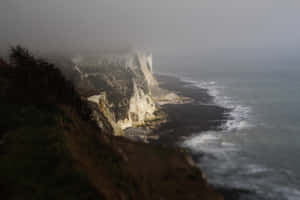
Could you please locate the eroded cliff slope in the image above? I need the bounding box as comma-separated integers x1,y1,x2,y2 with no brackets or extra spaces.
69,52,159,133
0,47,223,200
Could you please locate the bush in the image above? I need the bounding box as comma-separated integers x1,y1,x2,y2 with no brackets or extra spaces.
0,46,92,121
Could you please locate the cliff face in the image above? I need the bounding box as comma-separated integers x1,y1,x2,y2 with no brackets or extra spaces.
0,47,224,200
71,52,158,133
124,52,158,88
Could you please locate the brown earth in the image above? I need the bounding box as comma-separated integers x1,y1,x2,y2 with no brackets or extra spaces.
63,107,224,200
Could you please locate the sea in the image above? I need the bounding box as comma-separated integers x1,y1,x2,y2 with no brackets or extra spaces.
158,65,300,200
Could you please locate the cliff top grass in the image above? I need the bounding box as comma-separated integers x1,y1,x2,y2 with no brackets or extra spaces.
0,47,101,199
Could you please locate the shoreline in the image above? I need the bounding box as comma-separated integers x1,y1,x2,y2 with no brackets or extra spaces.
123,74,229,144
153,74,229,146
151,74,253,200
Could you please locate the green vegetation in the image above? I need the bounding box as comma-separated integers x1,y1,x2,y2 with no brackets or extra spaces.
0,47,101,199
0,46,92,121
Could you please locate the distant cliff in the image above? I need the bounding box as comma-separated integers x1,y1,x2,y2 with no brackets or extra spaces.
68,52,159,134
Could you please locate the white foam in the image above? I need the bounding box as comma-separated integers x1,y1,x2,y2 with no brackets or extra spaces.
180,76,253,132
273,186,300,200
221,142,236,147
244,164,270,174
182,133,219,153
182,131,239,156
177,75,300,200
190,133,219,144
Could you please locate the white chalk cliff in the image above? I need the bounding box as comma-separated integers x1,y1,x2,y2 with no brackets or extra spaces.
71,51,159,134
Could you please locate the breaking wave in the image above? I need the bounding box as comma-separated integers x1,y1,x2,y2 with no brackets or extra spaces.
180,77,253,132
178,76,300,200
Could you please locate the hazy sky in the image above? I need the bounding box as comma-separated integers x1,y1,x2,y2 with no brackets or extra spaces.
1,0,300,66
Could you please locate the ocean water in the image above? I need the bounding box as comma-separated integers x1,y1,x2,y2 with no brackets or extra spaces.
159,66,300,200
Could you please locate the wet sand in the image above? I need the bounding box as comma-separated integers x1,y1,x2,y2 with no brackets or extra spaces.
153,74,230,146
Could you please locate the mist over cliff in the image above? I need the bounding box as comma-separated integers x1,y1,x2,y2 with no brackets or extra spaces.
2,0,300,67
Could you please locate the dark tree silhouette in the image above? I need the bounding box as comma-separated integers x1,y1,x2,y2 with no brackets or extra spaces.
0,46,92,120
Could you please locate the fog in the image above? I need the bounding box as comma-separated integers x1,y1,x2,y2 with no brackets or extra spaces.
1,0,300,68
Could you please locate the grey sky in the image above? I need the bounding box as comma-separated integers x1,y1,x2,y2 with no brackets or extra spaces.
1,0,300,66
